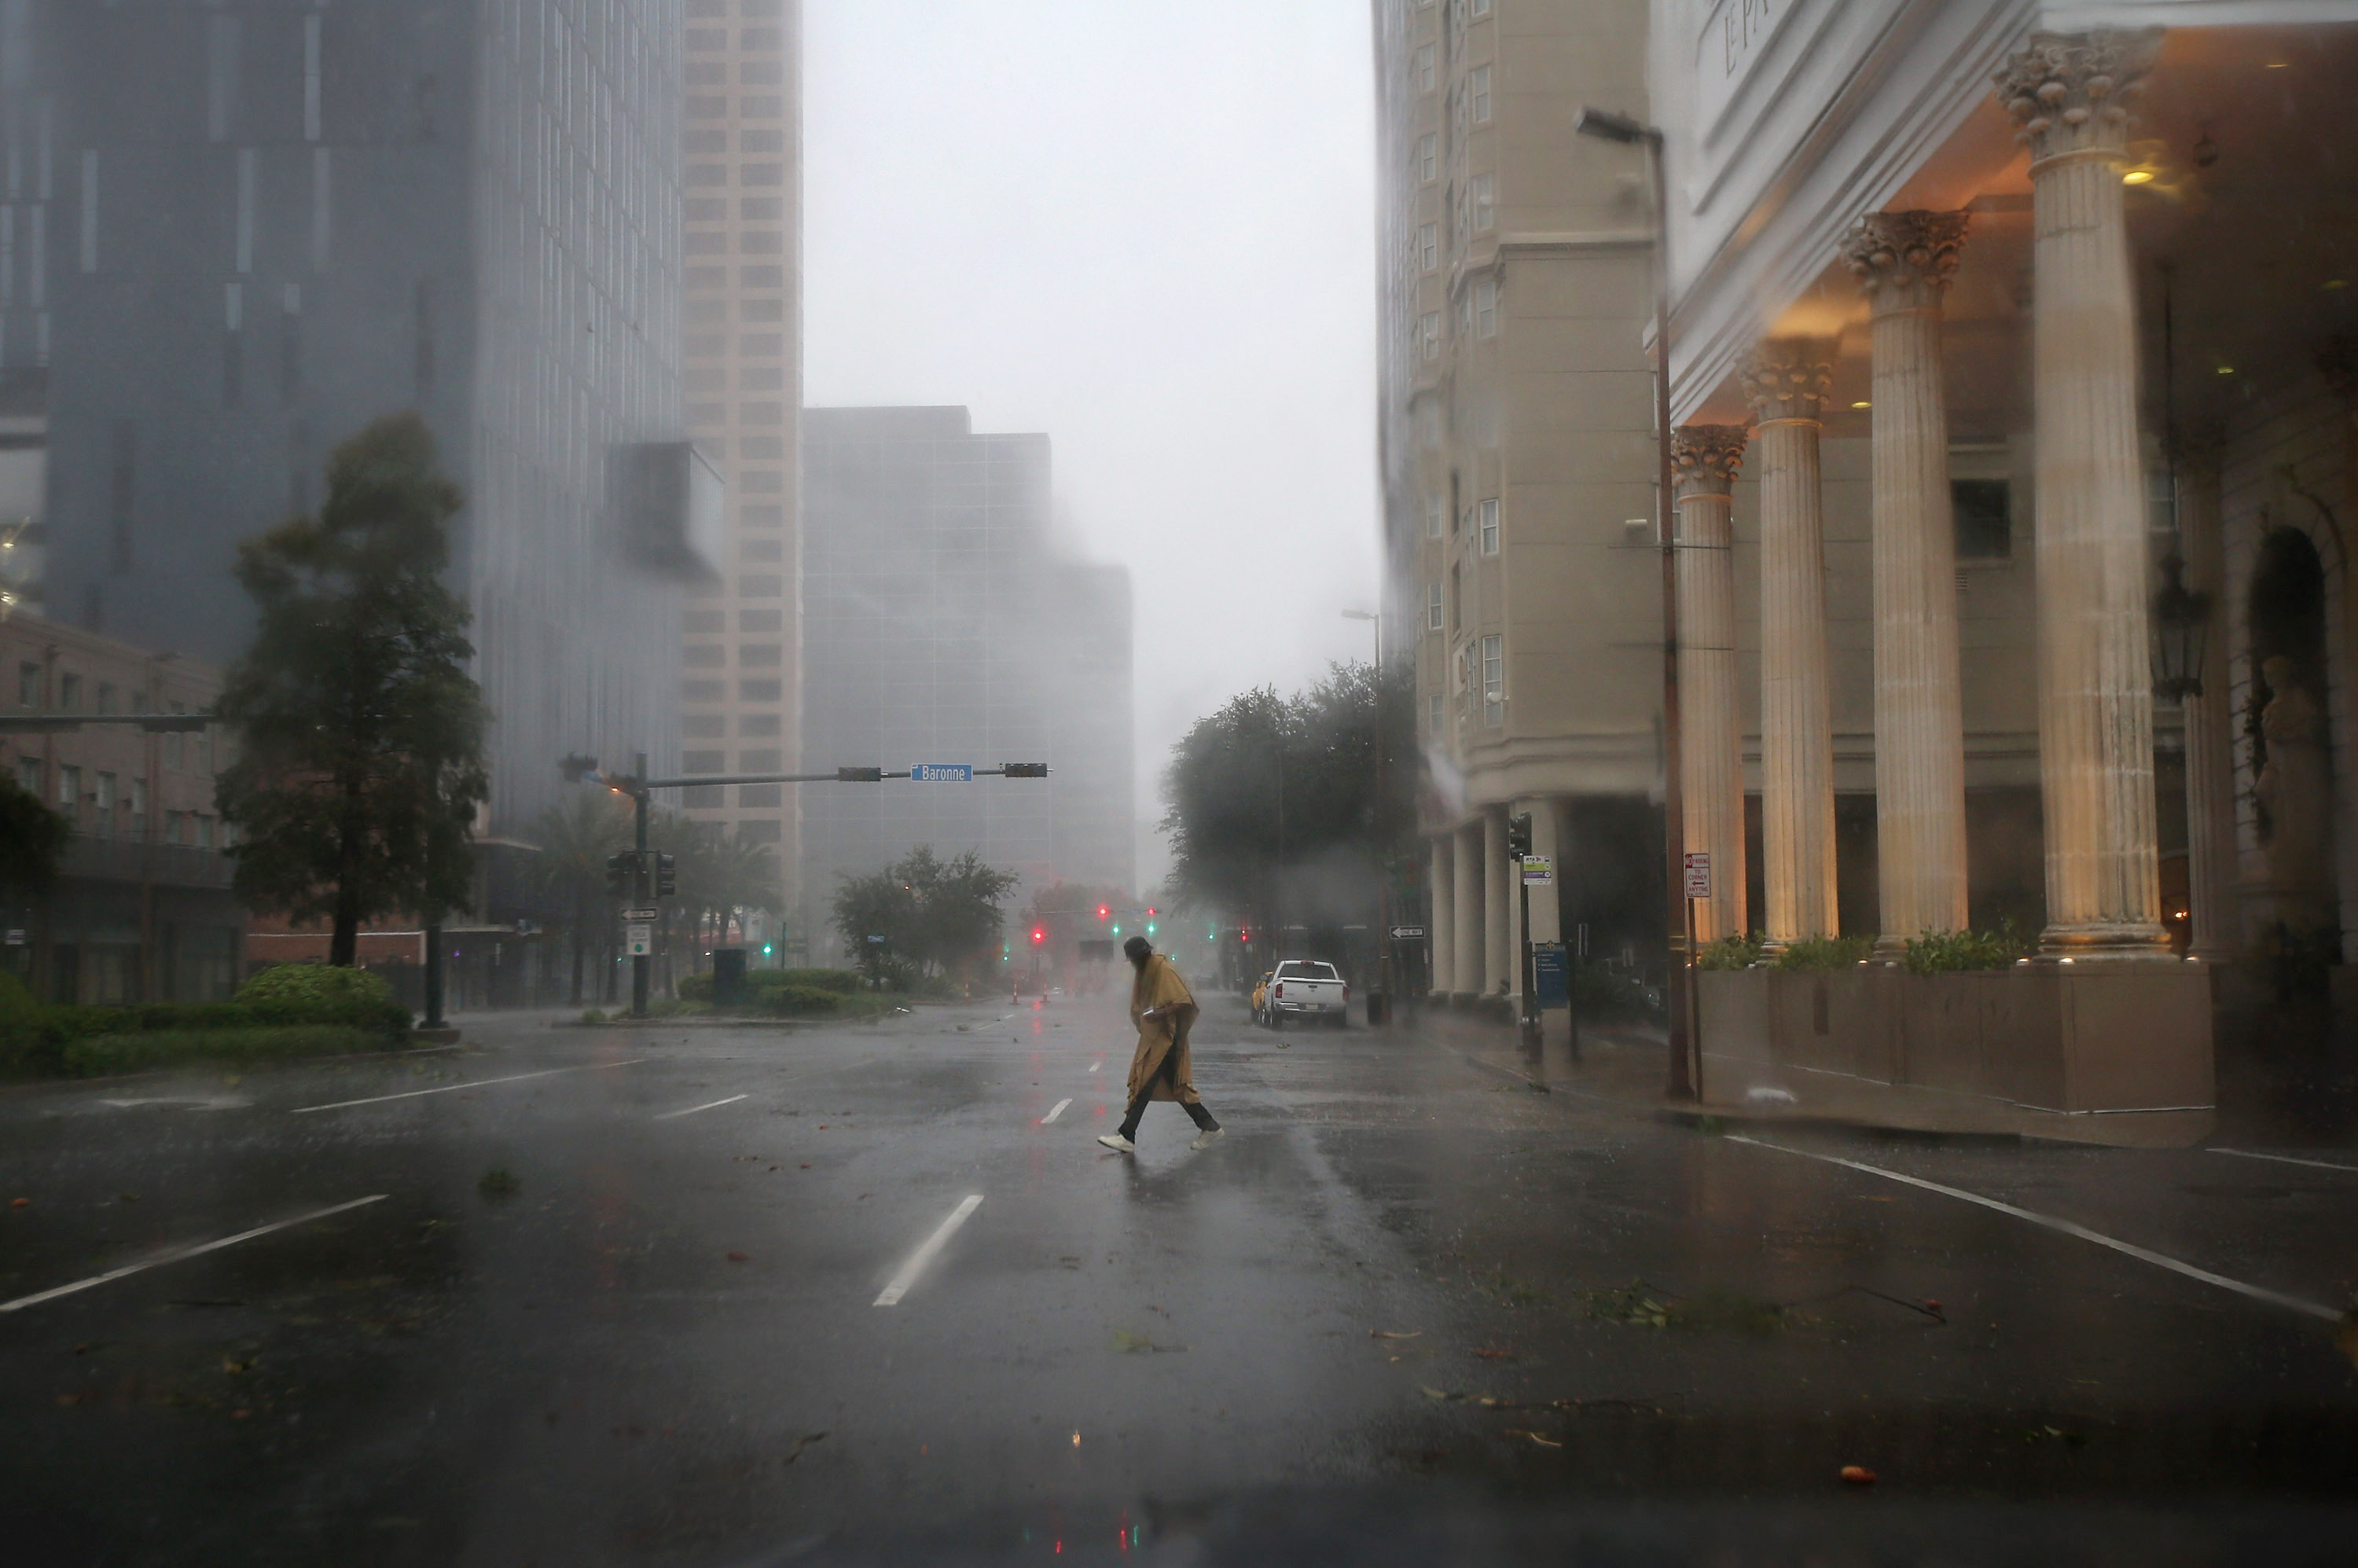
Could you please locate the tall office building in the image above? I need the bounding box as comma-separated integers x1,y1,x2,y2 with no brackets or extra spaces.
800,406,1133,964
24,0,699,835
678,1,799,914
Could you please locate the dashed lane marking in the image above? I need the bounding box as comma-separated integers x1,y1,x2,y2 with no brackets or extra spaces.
1725,1134,2339,1323
1040,1097,1072,1125
1088,1060,1103,1073
291,1059,646,1114
873,1195,984,1307
0,1195,388,1313
657,1093,749,1120
2211,1146,2358,1176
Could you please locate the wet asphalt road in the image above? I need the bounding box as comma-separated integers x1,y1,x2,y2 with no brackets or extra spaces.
2,993,2356,1566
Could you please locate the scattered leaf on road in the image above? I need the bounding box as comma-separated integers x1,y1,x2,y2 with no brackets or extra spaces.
1371,1330,1422,1340
726,1251,750,1263
1840,1465,1876,1485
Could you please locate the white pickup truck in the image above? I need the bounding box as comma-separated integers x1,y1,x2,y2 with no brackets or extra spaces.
1262,960,1350,1027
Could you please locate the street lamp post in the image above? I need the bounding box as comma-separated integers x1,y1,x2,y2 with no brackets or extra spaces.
1342,607,1390,1023
1575,105,1695,1100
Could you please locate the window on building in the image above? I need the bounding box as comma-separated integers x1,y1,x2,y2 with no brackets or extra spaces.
95,682,116,715
1416,222,1437,272
58,674,81,711
1475,277,1497,337
1469,0,1491,14
94,772,114,824
16,662,37,707
15,755,38,795
166,810,185,843
1416,133,1437,183
682,750,725,774
130,777,146,826
1471,172,1493,232
1471,65,1492,123
1424,494,1445,538
1428,692,1444,735
1427,582,1444,631
1414,45,1434,91
1420,312,1440,360
1479,498,1500,555
1482,633,1504,722
1450,561,1464,630
58,763,80,811
1953,479,2011,560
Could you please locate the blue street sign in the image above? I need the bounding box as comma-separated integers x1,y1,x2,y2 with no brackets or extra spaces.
1533,943,1570,1010
910,763,973,782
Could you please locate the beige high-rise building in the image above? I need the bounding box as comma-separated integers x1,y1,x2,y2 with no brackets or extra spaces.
1376,0,1662,1001
680,2,801,935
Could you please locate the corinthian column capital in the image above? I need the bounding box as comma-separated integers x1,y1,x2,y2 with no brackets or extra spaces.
1740,340,1835,424
1671,424,1747,501
1993,29,2162,164
1841,211,1969,312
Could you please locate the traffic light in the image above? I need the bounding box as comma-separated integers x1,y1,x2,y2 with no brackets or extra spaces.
1031,927,1046,945
1096,904,1109,920
1001,762,1050,778
1145,920,1156,935
1508,811,1533,858
656,853,678,898
604,852,632,897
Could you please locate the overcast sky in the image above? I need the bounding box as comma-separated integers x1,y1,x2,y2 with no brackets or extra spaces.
803,0,1380,891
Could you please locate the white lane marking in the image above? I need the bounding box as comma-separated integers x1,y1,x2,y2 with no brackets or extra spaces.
291,1059,645,1114
2212,1146,2358,1176
1039,1097,1072,1125
656,1093,749,1120
1087,1061,1103,1073
0,1195,388,1314
872,1194,984,1307
1724,1134,2340,1323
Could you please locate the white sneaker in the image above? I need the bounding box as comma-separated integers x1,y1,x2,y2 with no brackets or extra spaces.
1096,1133,1137,1154
1190,1127,1225,1151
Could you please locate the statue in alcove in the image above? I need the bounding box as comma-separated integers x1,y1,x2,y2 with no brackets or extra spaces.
2254,655,2332,893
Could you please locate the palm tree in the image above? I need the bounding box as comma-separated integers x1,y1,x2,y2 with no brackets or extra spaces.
533,791,634,1003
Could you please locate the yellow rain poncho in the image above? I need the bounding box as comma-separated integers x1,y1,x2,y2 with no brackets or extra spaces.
1125,953,1201,1106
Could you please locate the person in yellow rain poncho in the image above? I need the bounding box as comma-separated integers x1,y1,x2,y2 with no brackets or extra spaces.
1096,935,1223,1155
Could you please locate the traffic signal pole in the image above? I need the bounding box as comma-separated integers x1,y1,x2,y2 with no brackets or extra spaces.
575,758,1052,1019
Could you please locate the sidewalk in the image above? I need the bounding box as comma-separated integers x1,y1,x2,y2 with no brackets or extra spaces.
1394,1003,2217,1148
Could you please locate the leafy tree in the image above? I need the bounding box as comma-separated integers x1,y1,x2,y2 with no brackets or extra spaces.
0,769,70,895
660,810,781,950
831,845,1017,982
1160,659,1415,925
215,413,489,966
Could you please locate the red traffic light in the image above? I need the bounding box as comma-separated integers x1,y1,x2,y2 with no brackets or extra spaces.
1031,927,1046,944
1146,907,1157,916
1096,905,1109,920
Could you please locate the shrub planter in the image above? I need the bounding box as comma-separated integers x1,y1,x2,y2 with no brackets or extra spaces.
1695,968,1772,1065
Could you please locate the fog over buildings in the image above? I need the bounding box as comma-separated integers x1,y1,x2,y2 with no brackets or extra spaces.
802,0,1382,887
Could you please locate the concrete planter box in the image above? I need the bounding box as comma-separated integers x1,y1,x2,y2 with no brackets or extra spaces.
1695,961,2213,1126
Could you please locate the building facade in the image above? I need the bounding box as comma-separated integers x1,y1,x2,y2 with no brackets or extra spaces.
678,0,800,928
21,0,698,839
1,611,242,1003
1376,0,1666,1001
799,406,1134,965
1646,0,2357,978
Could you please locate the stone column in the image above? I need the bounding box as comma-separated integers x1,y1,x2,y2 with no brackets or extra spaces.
1996,31,2171,957
2176,443,2238,960
1484,808,1511,998
1673,425,1750,944
1429,833,1458,993
1453,821,1481,1001
1742,341,1840,946
1842,209,1971,951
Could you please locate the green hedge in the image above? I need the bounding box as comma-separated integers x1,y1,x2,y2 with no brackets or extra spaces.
62,1026,381,1076
678,968,865,1007
0,963,411,1078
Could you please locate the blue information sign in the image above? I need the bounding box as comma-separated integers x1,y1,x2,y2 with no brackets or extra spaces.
909,763,974,782
1533,943,1570,1010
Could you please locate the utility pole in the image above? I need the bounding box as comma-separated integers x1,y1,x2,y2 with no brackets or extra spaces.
1510,811,1540,1048
1577,105,1694,1100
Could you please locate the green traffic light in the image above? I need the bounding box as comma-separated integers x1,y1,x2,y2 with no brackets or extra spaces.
1111,924,1121,935
1145,923,1156,935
